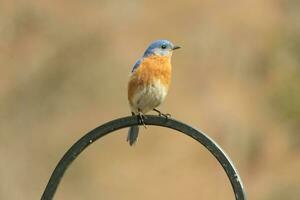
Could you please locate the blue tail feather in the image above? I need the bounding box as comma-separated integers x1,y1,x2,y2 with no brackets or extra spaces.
127,126,139,146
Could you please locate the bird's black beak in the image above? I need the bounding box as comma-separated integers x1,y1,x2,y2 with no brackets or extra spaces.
172,45,181,50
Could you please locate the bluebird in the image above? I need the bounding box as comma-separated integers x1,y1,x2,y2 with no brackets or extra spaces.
127,39,180,145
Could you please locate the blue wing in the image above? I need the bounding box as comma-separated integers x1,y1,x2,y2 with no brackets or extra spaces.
131,59,142,73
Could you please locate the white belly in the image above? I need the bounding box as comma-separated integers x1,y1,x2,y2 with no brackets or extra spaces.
130,80,168,114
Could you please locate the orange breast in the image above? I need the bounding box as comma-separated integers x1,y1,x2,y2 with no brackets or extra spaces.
128,55,172,104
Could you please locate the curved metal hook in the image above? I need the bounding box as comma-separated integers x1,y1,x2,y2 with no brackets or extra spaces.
41,115,246,200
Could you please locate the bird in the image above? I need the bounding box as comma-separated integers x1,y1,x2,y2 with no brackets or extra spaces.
127,39,180,145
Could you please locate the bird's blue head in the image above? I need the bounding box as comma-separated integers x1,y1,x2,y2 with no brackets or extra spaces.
143,39,180,57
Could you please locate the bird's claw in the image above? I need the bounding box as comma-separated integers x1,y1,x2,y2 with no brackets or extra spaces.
153,108,171,119
137,112,147,128
161,113,171,119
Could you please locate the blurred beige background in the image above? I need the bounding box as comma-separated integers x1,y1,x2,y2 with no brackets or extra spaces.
1,0,300,199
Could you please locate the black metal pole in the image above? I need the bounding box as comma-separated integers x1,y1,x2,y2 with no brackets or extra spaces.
41,115,246,200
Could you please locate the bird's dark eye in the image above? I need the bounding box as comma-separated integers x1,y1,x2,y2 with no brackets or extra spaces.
161,44,167,49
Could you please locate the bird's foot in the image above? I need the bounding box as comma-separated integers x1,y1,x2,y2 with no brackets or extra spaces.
137,110,147,128
153,108,171,119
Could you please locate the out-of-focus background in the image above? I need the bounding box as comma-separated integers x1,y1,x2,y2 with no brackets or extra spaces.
1,0,300,199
